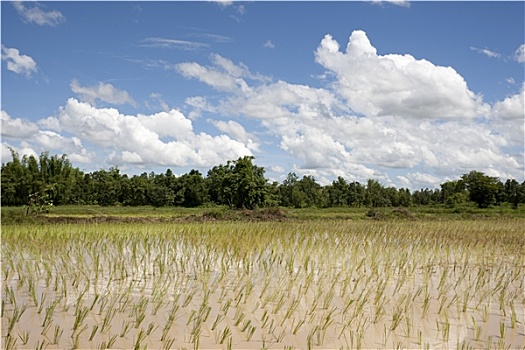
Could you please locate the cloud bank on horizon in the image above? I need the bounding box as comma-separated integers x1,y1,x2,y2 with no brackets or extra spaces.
2,1,524,190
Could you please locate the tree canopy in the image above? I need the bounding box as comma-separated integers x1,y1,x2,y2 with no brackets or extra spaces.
2,150,524,210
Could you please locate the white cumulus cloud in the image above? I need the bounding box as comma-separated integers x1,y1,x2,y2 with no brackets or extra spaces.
492,84,525,120
44,98,253,168
315,31,489,119
1,110,39,138
209,119,260,152
176,33,523,187
397,172,441,189
2,110,91,162
70,80,137,107
1,45,38,78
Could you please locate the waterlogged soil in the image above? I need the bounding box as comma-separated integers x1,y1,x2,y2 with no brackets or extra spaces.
41,208,290,224
2,220,524,350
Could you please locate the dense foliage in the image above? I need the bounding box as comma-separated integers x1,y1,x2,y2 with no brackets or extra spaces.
2,150,525,209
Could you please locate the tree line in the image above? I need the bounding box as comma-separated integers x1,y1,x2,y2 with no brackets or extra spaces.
2,150,525,210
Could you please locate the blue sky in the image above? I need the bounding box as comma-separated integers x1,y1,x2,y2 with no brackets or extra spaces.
2,1,524,189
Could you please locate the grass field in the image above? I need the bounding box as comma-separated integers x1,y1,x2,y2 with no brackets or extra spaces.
1,212,524,349
2,202,525,224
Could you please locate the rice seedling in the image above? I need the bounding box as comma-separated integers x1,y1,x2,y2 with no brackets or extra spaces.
499,321,506,339
217,326,232,344
35,339,48,350
51,324,64,345
89,325,99,341
72,305,90,331
133,329,147,350
161,337,176,350
18,330,30,345
71,324,88,349
6,303,27,337
390,305,404,331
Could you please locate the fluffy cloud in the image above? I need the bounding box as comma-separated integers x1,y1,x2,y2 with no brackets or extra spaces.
314,31,489,119
397,172,442,189
1,45,38,78
137,110,193,139
42,98,252,168
177,62,239,92
490,85,525,147
4,29,522,189
32,131,81,153
492,85,525,120
1,110,39,138
70,80,137,107
13,1,65,26
176,53,269,93
2,110,91,163
209,119,260,152
175,32,523,187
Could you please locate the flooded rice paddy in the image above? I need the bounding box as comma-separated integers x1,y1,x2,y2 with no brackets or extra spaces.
2,220,524,349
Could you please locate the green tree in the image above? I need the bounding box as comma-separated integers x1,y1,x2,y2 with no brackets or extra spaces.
207,156,268,209
207,163,237,207
412,188,438,206
365,179,389,207
397,188,412,207
91,167,122,206
265,181,282,207
348,181,365,207
293,175,322,208
1,148,26,205
1,150,84,206
440,179,466,205
232,156,268,209
179,170,208,207
327,176,349,207
504,179,525,209
461,171,501,208
279,172,299,207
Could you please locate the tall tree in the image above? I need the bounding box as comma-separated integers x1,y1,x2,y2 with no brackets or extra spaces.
348,181,365,207
207,156,268,209
461,171,501,208
365,179,389,207
279,172,299,207
179,170,207,207
91,167,122,206
231,156,268,209
207,163,236,207
504,179,525,209
294,175,322,208
328,176,349,207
